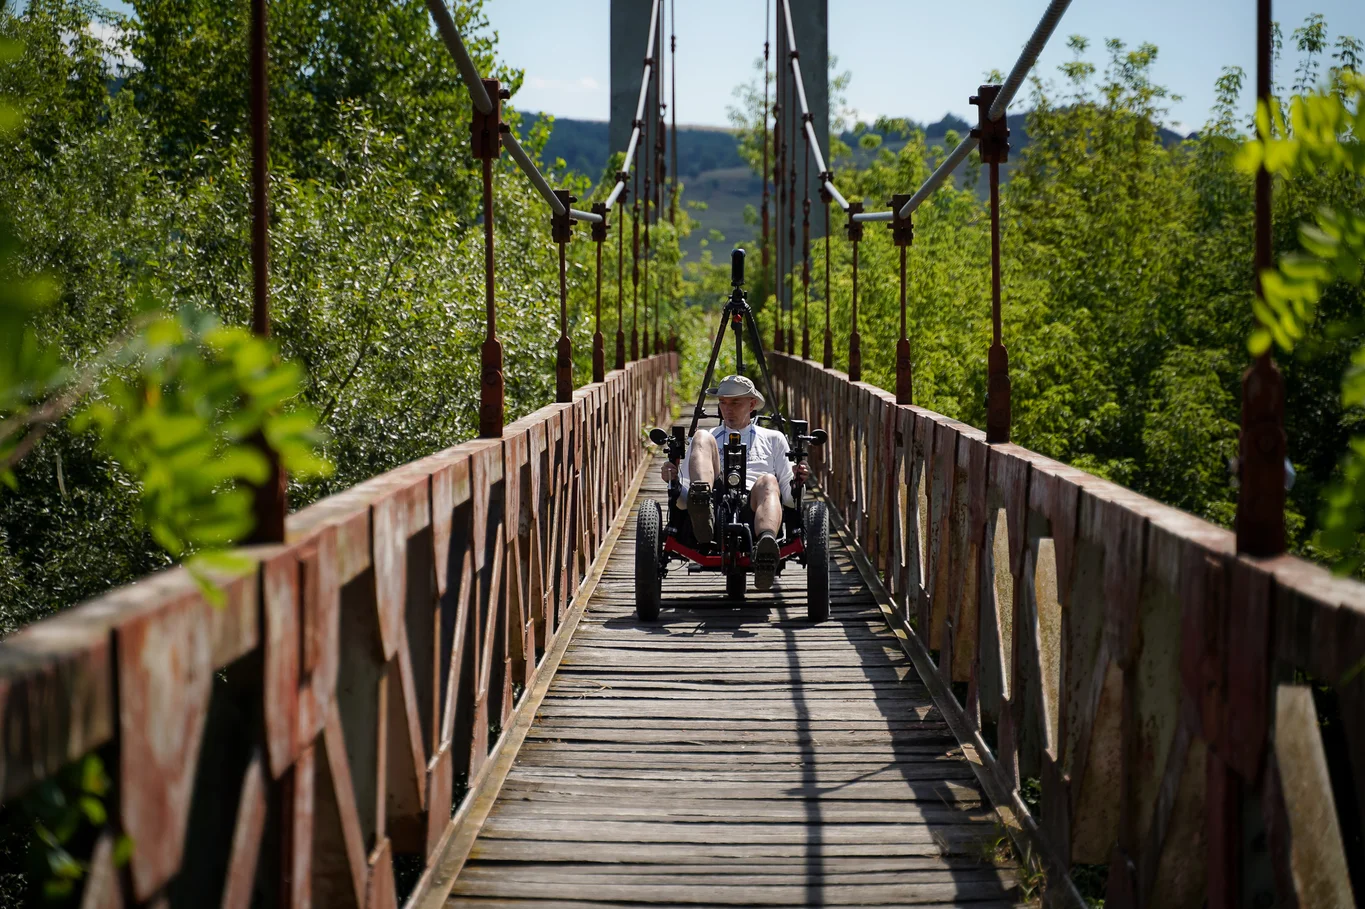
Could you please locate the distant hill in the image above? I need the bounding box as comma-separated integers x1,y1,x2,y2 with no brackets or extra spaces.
536,112,1190,259
540,116,745,185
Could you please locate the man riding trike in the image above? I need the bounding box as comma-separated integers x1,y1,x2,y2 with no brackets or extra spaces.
637,249,829,623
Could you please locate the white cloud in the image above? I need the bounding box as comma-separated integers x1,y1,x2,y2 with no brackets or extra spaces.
85,20,134,68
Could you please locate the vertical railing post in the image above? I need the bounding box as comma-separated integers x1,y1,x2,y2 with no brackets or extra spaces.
973,85,1011,443
474,79,506,437
552,190,577,403
248,0,285,542
655,95,665,356
773,6,786,355
890,193,913,405
820,171,834,369
631,166,641,360
592,202,608,383
669,0,678,224
786,54,798,357
643,59,654,360
801,118,812,360
762,7,770,307
615,175,628,370
847,201,864,382
1236,0,1286,555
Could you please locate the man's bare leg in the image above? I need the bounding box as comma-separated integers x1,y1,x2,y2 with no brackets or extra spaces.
750,474,783,591
749,474,782,537
685,431,721,545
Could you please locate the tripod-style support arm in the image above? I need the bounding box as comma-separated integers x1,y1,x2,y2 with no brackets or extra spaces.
688,249,789,440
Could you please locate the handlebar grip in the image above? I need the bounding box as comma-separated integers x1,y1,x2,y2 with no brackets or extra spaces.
731,248,745,286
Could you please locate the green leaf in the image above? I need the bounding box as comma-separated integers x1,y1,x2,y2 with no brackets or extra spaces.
78,795,106,827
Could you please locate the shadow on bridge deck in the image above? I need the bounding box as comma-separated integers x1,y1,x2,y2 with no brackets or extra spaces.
443,454,1022,907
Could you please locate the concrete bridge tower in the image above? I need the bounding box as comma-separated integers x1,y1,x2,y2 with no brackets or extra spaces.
609,0,829,240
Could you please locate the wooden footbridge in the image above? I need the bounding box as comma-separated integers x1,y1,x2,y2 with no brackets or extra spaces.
434,448,1018,908
1,0,1362,907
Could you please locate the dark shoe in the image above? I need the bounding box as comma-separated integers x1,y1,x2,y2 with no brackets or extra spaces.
753,531,779,591
688,483,714,546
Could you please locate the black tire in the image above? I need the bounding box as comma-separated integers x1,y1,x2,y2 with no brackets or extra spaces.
635,500,662,621
726,569,746,601
804,501,830,623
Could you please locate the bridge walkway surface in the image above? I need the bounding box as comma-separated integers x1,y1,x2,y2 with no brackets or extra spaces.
440,449,1022,907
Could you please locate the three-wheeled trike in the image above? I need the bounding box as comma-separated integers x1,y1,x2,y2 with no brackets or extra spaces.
636,248,830,623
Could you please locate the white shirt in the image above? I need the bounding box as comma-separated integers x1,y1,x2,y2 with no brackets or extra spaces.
679,423,796,508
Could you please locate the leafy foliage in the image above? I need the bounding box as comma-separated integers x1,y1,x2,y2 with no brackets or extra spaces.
721,19,1363,554
1239,73,1365,568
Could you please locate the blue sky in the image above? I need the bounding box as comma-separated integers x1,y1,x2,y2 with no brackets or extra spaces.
93,1,1365,132
480,0,1365,133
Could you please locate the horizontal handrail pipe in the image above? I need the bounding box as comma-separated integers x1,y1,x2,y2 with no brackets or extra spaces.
0,355,676,906
769,351,1364,907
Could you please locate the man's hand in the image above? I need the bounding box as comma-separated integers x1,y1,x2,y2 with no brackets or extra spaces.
661,462,678,482
795,460,810,483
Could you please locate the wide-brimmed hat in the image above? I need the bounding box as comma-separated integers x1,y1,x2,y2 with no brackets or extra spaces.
710,374,765,409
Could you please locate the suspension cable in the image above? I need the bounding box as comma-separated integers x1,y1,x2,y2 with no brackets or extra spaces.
592,202,608,383
552,191,575,403
616,184,626,370
847,202,863,381
632,183,640,360
643,73,652,357
773,1,785,353
821,178,832,369
849,0,1074,223
802,124,811,360
669,0,677,223
762,1,770,300
787,53,797,356
890,193,913,404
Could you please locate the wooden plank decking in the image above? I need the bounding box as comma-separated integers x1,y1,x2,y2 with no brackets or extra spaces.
444,455,1020,907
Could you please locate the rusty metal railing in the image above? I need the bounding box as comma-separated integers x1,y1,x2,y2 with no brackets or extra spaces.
771,351,1363,908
